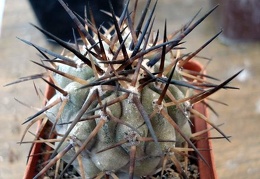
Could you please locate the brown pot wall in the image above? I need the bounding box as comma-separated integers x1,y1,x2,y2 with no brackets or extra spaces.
23,78,56,179
183,60,218,179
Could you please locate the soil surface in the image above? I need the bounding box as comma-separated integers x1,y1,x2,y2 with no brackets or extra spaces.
1,0,259,178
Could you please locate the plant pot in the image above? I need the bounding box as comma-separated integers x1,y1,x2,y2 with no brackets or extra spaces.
23,60,217,179
183,60,218,179
23,77,56,179
210,0,260,44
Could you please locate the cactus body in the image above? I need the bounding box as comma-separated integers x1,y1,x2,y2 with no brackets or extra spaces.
7,0,242,178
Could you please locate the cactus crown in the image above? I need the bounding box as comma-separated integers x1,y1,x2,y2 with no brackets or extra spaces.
6,0,242,178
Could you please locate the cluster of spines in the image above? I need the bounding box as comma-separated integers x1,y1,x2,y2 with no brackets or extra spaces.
4,0,243,178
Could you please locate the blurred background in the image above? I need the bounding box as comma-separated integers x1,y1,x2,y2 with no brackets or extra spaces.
0,0,259,178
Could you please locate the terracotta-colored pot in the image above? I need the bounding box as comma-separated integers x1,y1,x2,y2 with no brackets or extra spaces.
23,60,217,179
23,78,56,179
183,60,218,179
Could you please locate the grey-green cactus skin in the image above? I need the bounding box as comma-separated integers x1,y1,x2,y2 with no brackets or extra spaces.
45,60,192,177
9,1,243,178
48,71,183,176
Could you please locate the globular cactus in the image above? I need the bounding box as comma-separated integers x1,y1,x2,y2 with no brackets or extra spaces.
6,0,242,178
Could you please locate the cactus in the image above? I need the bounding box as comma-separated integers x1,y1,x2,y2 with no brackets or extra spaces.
6,0,242,178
